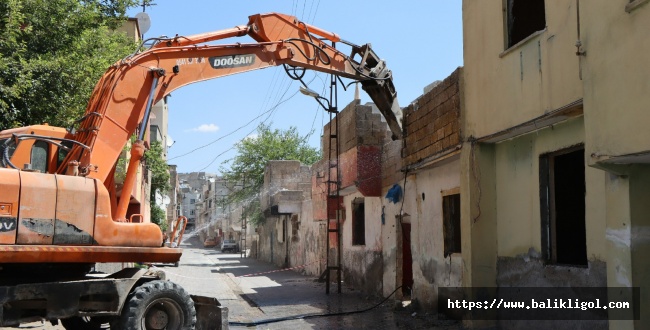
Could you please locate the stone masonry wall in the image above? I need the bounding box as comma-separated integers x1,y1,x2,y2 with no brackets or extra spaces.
321,100,389,156
381,139,403,187
403,68,462,167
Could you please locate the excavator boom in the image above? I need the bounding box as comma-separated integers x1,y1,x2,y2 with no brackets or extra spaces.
0,12,401,264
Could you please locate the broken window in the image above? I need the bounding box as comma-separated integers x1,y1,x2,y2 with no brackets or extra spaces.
442,192,461,257
506,0,546,48
539,147,587,266
352,198,365,246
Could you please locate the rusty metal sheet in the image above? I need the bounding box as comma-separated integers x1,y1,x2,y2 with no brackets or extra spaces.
54,175,96,245
0,169,20,244
17,171,56,245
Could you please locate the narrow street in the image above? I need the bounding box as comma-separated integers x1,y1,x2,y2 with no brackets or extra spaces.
160,236,462,329
5,235,462,330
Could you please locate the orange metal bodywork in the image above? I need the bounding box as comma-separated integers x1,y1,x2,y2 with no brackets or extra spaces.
0,245,181,263
0,12,400,264
0,168,172,263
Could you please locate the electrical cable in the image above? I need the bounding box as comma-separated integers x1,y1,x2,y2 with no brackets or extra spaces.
398,168,409,220
2,138,17,169
228,285,403,326
169,89,294,161
311,0,321,24
194,89,300,171
306,0,316,23
173,70,316,165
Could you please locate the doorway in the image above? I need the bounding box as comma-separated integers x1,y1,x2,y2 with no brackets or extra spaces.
400,222,413,296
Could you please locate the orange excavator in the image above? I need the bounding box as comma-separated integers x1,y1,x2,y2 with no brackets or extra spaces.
0,13,401,329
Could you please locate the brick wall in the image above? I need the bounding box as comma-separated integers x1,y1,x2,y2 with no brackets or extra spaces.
403,68,462,167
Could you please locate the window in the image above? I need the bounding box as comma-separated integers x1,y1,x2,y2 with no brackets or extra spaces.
539,147,587,266
352,198,365,246
190,199,196,204
150,125,161,142
442,191,461,257
506,0,546,48
30,141,49,173
190,209,195,216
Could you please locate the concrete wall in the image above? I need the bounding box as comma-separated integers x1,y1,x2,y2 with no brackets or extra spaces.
581,0,650,160
290,200,326,276
261,161,311,212
462,0,582,139
258,160,320,272
494,118,606,261
341,193,383,295
463,2,649,328
401,159,462,309
579,4,650,326
491,118,608,329
257,214,288,267
381,139,403,299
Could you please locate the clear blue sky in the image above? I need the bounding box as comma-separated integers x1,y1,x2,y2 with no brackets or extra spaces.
127,1,463,175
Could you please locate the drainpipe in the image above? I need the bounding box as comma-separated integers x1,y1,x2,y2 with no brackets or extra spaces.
575,0,587,79
284,216,289,268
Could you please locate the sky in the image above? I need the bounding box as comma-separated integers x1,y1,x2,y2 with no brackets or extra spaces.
127,1,463,175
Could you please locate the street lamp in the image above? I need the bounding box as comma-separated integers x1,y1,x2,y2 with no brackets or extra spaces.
299,86,336,113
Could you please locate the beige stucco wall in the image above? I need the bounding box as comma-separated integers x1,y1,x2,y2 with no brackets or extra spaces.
341,193,383,253
341,193,383,295
494,117,606,261
402,158,463,309
462,0,582,138
581,0,650,160
382,187,400,298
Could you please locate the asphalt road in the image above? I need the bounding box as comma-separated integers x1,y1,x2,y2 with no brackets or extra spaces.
2,236,462,329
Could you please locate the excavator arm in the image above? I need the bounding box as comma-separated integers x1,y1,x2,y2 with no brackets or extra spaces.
69,13,401,185
0,13,401,261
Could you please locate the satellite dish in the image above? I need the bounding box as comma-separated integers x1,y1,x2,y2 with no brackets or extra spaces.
135,12,151,35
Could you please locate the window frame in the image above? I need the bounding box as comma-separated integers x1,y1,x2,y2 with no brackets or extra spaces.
539,145,587,267
441,188,461,258
503,0,547,50
30,140,49,173
351,197,366,246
